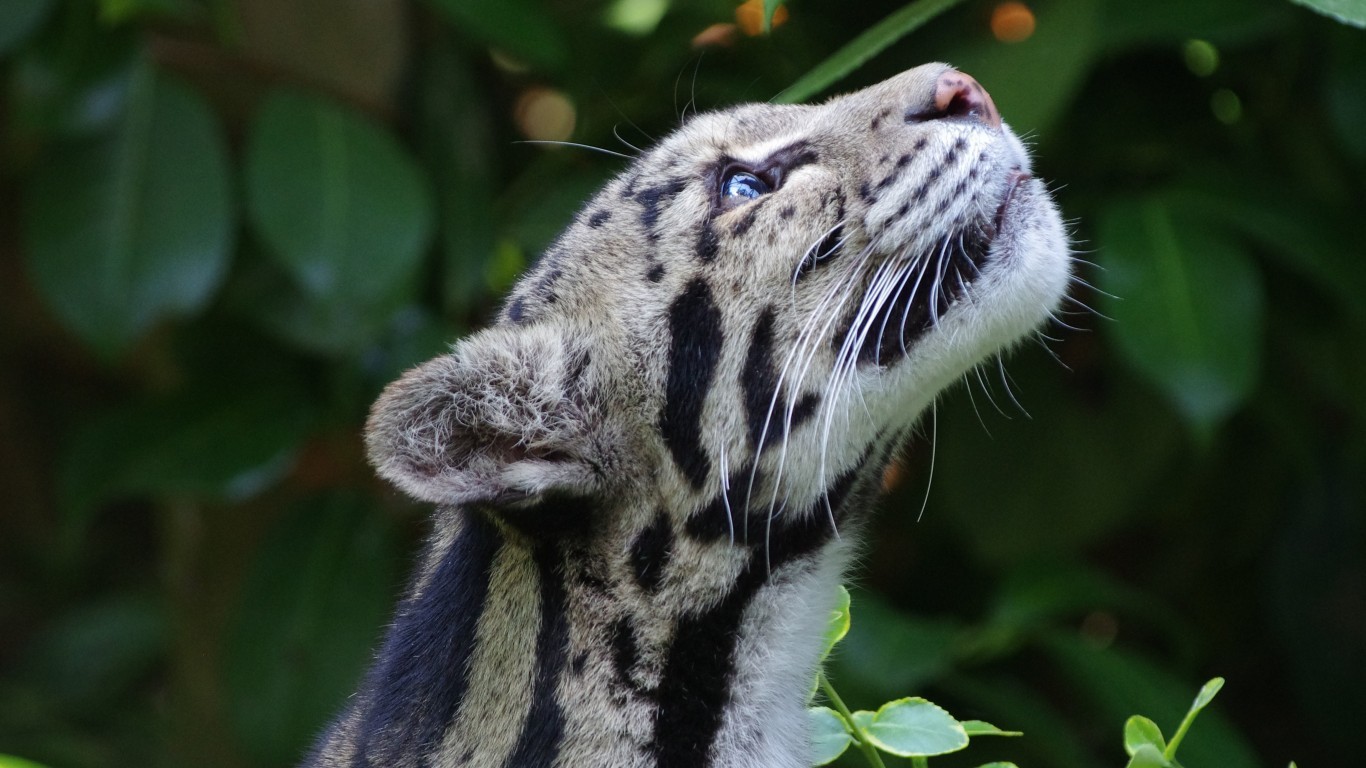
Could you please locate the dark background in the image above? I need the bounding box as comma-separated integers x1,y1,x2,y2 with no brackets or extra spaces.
1,0,1362,766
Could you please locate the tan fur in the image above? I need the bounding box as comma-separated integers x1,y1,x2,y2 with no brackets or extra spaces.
310,63,1070,768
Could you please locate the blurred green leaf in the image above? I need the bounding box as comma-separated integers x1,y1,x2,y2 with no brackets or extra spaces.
226,248,426,357
985,562,1192,659
22,63,234,358
417,37,498,314
774,0,968,104
1326,30,1366,158
99,0,191,24
1125,715,1167,756
0,756,54,768
59,367,315,539
860,697,968,757
1041,632,1259,768
7,7,138,139
935,367,1181,562
21,594,166,714
1290,0,1366,27
244,89,434,325
1164,179,1365,329
808,706,854,765
423,0,568,70
1098,195,1264,439
939,674,1096,768
1099,0,1284,46
224,494,399,765
975,764,1021,768
0,0,54,55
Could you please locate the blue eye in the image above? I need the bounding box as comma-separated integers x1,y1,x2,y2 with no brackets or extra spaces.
722,171,770,201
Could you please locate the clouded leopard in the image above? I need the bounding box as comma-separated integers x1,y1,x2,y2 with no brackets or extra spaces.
305,63,1071,768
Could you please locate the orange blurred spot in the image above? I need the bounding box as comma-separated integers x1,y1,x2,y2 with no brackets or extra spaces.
991,1,1035,43
735,0,788,37
514,87,576,143
692,22,739,48
881,459,905,493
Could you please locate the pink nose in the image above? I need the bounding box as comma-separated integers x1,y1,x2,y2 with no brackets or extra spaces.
930,70,1001,129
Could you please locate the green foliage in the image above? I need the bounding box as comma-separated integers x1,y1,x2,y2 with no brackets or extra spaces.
1099,196,1264,440
22,60,233,358
812,595,1017,766
243,89,434,355
1121,678,1227,768
816,596,1252,768
1,1,1361,767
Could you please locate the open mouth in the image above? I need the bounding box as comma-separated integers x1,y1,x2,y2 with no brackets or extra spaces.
838,170,1028,366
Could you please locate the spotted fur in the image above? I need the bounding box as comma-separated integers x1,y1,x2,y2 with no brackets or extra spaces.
305,63,1071,768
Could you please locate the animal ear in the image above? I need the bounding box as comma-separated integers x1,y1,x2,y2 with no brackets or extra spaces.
364,324,613,508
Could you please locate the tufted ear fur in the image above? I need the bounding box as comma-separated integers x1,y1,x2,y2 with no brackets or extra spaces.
365,324,621,508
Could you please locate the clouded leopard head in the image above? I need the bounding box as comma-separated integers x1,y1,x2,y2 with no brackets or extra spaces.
366,63,1070,524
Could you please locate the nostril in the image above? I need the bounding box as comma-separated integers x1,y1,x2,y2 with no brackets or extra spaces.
905,70,1003,129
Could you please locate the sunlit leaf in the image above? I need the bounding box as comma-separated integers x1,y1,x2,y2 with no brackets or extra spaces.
1124,715,1167,756
961,720,1022,738
975,763,1021,768
245,90,433,318
0,0,54,54
1165,678,1225,758
22,62,233,357
819,586,852,662
774,0,968,104
861,697,968,757
1126,743,1173,768
1098,196,1264,439
826,592,961,697
224,494,399,765
1290,0,1366,27
808,707,853,765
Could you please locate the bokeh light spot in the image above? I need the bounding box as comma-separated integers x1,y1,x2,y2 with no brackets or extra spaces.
1183,39,1220,77
1211,88,1242,125
735,0,788,37
514,87,577,143
991,2,1036,43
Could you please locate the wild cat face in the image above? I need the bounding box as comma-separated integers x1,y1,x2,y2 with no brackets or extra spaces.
366,62,1068,528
